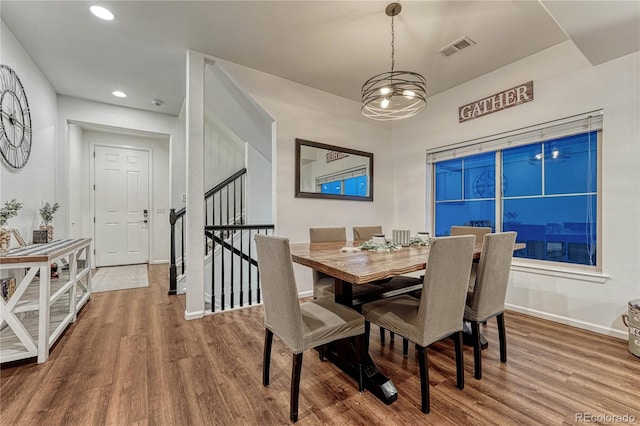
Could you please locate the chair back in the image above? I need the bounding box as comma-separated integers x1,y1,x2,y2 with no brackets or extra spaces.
466,232,517,321
353,226,383,241
416,235,475,346
309,227,347,243
450,226,492,246
254,234,304,351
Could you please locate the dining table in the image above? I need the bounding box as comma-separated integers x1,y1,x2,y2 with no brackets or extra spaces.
289,239,524,405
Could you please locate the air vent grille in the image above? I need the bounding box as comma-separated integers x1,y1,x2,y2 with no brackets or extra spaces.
438,36,476,57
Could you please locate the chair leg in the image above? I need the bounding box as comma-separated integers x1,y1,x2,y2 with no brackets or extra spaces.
379,327,385,345
454,331,464,389
402,338,409,357
389,331,395,342
291,352,304,423
471,321,482,380
263,329,273,386
318,344,325,362
365,321,371,352
497,312,507,363
355,334,366,393
417,345,430,413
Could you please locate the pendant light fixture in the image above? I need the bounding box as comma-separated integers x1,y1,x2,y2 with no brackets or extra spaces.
361,3,427,121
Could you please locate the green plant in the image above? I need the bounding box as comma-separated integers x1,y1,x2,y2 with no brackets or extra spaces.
39,202,60,225
0,199,22,227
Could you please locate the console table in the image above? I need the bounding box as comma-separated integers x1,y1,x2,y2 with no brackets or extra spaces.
0,238,92,364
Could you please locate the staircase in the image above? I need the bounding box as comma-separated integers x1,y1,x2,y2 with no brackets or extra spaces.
169,168,274,311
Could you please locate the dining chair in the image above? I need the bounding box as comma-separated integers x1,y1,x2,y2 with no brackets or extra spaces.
352,225,383,241
309,227,384,301
255,234,366,423
450,226,492,293
464,231,517,380
362,235,476,413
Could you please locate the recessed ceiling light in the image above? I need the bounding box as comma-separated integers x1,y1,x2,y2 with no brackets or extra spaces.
90,5,114,21
112,91,127,98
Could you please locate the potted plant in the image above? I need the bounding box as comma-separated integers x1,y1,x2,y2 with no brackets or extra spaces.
0,199,22,253
39,202,60,241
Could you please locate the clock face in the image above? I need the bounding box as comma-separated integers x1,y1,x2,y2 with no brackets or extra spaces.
0,65,32,170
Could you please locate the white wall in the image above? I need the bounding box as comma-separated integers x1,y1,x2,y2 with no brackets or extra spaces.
82,130,170,264
391,41,640,337
58,96,181,245
205,58,395,296
0,20,58,241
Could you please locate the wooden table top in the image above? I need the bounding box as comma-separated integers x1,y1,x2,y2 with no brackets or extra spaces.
290,241,524,285
0,238,92,264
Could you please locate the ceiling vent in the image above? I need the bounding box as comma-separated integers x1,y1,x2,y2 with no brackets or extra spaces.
438,36,476,57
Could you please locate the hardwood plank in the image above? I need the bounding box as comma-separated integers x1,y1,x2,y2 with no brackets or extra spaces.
2,264,639,425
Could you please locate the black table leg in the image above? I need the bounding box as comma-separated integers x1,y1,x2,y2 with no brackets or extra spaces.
329,279,398,405
463,321,488,349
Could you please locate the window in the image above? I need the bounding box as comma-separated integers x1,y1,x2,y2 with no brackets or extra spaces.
434,152,495,237
318,167,368,197
430,112,601,267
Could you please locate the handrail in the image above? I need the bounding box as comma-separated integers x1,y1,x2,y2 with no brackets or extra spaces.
168,168,248,295
205,168,247,200
206,224,274,312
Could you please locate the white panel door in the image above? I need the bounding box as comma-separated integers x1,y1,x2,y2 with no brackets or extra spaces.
94,145,149,266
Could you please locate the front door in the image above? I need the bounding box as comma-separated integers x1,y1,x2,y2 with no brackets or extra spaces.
94,145,149,266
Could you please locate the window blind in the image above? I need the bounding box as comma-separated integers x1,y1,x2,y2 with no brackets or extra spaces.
426,110,603,164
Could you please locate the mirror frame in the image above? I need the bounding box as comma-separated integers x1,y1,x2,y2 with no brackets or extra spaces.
295,138,374,202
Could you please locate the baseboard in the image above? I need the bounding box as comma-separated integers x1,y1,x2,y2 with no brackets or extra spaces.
184,309,205,320
149,260,169,265
298,290,313,298
505,303,627,340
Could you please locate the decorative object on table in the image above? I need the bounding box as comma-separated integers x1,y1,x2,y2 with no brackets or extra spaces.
0,199,22,253
361,3,427,121
32,229,49,244
39,202,59,241
1,276,17,301
392,229,411,246
11,229,26,247
371,234,387,245
410,232,431,246
359,238,400,252
0,65,32,170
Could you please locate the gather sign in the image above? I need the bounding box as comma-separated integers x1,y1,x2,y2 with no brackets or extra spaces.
459,81,533,123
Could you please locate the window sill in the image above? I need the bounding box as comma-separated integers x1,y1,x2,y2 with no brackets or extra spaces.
510,261,609,284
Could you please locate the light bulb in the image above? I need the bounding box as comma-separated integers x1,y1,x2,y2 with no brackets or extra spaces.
403,90,415,99
380,87,391,95
112,91,127,98
381,98,390,109
90,5,114,20
552,149,559,159
535,153,542,160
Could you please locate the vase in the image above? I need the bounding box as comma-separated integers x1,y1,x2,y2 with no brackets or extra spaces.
40,224,54,241
0,227,11,253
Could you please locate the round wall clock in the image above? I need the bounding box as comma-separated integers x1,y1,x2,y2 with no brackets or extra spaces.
0,65,32,170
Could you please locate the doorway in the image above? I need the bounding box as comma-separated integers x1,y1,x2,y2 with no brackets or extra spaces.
93,145,150,267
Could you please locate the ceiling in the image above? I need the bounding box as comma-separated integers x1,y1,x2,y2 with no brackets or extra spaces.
2,1,639,116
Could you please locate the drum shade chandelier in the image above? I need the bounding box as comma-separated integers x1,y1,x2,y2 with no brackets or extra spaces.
361,3,427,121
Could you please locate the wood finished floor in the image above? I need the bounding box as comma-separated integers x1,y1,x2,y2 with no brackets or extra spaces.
1,264,639,425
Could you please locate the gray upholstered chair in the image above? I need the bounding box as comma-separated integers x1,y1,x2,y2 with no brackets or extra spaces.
362,235,476,413
309,227,384,301
451,225,492,292
352,225,383,241
464,231,517,380
450,225,492,243
255,234,366,423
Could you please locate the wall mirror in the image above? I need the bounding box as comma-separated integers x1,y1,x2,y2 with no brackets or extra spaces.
295,138,373,201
